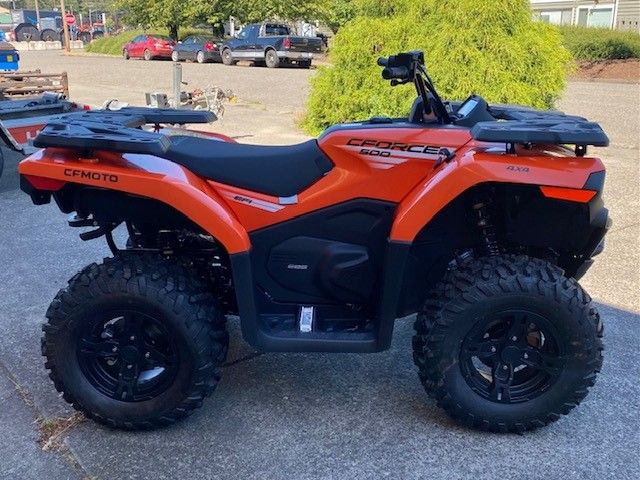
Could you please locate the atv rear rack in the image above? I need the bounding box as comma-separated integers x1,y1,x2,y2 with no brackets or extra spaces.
471,104,609,150
33,107,215,156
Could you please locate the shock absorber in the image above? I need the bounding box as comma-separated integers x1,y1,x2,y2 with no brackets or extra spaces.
472,198,500,256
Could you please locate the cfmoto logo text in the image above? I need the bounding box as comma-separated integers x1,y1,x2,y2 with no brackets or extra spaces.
64,169,119,183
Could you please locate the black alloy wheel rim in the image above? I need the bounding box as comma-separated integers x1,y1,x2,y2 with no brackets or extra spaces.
460,310,566,403
77,310,179,402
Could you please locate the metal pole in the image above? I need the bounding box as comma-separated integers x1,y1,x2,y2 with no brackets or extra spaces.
35,0,41,30
60,0,71,53
172,62,182,108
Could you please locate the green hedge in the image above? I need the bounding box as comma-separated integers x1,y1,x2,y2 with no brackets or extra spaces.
559,26,640,60
85,29,212,56
303,0,571,135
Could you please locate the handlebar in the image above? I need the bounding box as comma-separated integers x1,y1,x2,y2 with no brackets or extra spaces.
377,50,452,125
382,66,410,81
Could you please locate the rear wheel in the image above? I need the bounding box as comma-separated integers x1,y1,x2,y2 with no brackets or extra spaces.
412,255,603,432
143,49,152,61
265,49,280,68
42,254,228,430
171,50,179,62
196,51,205,64
221,49,235,66
123,49,130,60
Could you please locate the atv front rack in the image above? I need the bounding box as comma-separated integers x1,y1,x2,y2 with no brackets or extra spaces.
33,107,215,155
472,104,609,148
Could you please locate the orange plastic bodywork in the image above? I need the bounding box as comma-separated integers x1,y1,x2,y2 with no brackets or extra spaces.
19,148,250,254
19,126,605,253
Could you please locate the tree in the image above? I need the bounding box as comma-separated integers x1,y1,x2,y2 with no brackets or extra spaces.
114,0,224,39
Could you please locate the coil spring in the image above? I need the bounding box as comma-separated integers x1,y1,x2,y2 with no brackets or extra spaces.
472,199,500,256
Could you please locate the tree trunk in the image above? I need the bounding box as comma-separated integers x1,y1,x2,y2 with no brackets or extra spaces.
168,23,179,41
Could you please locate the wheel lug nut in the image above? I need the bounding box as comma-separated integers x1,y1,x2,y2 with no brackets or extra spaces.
491,347,496,353
511,336,517,341
145,352,150,359
112,346,118,352
503,365,508,370
130,336,135,341
127,364,132,369
523,353,529,359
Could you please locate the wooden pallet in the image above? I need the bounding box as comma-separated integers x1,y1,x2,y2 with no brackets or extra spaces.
0,70,69,99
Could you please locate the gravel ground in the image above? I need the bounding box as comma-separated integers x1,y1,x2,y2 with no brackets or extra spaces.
0,51,638,480
19,50,312,145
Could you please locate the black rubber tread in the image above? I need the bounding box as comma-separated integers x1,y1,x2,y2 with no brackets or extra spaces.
41,253,228,430
412,254,604,433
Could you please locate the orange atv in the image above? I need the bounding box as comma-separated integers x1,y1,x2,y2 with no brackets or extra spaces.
19,51,609,432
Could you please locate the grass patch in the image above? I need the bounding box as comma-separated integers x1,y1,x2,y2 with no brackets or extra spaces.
560,26,640,60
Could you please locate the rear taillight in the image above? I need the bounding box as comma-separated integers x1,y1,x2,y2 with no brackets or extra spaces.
205,42,216,51
283,37,291,49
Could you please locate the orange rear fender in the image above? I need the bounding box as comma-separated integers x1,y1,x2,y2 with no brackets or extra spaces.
19,149,251,254
391,146,606,243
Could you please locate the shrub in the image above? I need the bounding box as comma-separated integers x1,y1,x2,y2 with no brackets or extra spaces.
303,0,572,135
559,26,640,61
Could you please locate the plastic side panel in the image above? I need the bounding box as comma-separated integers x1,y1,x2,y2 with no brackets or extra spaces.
391,148,606,243
19,149,251,254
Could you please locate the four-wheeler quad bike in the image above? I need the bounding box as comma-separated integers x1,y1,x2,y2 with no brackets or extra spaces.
19,51,610,432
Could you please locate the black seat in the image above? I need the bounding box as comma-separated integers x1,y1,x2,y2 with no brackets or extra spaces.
165,136,334,197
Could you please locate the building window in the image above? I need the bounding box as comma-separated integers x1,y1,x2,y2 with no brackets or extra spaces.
576,6,614,28
538,10,573,25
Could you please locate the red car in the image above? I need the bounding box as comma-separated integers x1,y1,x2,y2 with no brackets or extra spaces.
123,34,175,61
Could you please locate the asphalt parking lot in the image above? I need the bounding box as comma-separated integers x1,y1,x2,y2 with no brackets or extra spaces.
0,51,638,479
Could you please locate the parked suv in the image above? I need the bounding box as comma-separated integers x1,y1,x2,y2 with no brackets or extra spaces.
123,35,175,61
221,23,323,68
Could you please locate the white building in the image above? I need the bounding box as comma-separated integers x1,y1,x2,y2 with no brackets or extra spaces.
530,0,640,31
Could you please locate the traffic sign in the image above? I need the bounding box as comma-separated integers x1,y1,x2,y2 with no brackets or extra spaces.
64,13,76,26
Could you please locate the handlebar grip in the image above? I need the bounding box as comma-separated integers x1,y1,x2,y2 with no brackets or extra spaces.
377,57,388,67
382,66,410,80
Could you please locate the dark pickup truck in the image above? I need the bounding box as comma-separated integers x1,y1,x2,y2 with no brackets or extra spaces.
221,23,323,68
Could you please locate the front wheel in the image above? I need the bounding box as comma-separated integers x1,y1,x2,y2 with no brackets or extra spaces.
265,49,280,68
171,50,179,62
413,255,603,432
42,254,228,429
